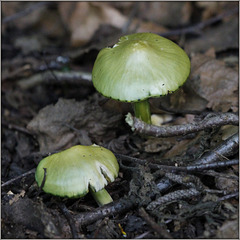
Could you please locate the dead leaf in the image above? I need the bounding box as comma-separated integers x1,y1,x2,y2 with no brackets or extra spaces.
27,95,122,153
163,139,193,158
190,52,238,112
135,20,168,34
58,2,127,47
196,2,238,20
9,190,25,205
215,169,238,193
185,17,238,54
216,218,239,239
143,137,173,153
151,84,208,114
219,125,239,140
139,2,192,27
2,2,45,29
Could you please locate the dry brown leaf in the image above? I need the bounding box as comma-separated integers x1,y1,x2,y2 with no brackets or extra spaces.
162,139,191,158
2,2,65,38
196,1,238,20
185,16,238,54
9,190,26,206
135,20,168,34
151,84,208,114
219,125,239,140
139,2,192,27
215,169,238,193
190,52,238,112
2,2,46,31
216,219,238,239
58,2,127,47
27,96,122,153
143,137,173,153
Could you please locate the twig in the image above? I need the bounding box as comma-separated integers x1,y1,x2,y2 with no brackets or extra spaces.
2,120,33,136
122,2,140,34
146,188,201,210
187,159,239,171
1,168,36,188
164,172,205,191
155,160,238,194
57,202,81,239
126,112,239,137
155,133,238,192
2,2,51,24
158,7,239,37
17,70,92,90
193,133,239,165
217,192,239,202
200,169,239,180
74,197,136,227
116,153,239,173
135,231,151,239
138,207,172,239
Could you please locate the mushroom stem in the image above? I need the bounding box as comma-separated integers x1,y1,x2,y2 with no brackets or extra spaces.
90,188,113,206
133,100,151,124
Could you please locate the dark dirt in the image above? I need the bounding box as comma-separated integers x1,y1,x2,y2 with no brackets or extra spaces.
1,2,239,239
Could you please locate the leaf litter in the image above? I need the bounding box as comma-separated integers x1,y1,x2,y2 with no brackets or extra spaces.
2,2,239,239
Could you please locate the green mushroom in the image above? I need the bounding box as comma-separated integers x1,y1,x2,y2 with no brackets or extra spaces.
35,144,119,206
92,32,191,124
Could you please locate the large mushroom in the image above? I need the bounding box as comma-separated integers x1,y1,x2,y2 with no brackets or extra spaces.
92,32,191,124
35,144,119,206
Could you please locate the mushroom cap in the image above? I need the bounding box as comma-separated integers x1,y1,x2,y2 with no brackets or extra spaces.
92,32,191,102
35,144,119,198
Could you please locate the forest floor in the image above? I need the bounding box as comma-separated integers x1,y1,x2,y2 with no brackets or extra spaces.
1,2,239,239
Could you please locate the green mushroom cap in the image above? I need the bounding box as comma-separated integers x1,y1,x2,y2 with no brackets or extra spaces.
35,144,119,198
92,32,191,102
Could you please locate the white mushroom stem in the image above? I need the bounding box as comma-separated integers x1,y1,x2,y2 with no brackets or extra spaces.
90,188,113,206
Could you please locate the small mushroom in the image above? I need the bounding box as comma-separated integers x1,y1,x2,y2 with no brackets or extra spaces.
35,144,119,206
92,32,191,124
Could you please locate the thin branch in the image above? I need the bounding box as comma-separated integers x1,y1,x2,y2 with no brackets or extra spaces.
135,231,151,239
200,169,239,180
1,168,35,188
146,188,201,210
164,172,205,191
217,192,239,202
2,2,50,24
116,153,239,173
158,7,239,37
122,2,140,34
139,207,172,239
2,120,33,136
18,70,92,90
74,197,136,227
126,112,239,137
193,132,239,165
57,202,82,239
187,159,239,171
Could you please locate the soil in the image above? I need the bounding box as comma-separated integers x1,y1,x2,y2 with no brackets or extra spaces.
1,2,239,239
